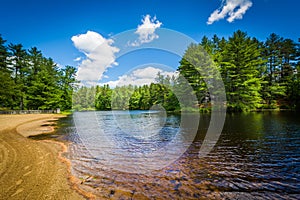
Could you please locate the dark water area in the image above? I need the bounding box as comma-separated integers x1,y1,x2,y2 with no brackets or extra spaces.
64,111,300,199
29,115,74,141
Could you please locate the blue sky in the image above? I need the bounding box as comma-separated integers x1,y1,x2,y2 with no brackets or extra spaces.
0,0,299,86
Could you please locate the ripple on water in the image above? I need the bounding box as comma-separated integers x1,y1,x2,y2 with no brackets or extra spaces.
65,111,300,199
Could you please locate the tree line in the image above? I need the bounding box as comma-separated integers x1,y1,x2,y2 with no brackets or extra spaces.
0,34,77,111
73,79,181,111
1,30,299,112
73,30,300,112
194,30,300,111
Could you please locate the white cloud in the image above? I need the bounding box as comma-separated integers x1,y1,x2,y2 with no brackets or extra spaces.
207,0,253,25
74,56,82,62
71,31,119,82
55,62,63,69
130,14,162,46
100,66,177,88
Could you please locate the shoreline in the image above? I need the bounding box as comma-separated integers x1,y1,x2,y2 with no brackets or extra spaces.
42,140,96,200
0,114,94,199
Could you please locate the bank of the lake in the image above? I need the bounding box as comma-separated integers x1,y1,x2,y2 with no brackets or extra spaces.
0,114,88,200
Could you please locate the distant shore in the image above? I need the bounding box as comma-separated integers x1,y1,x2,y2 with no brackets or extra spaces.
0,114,92,199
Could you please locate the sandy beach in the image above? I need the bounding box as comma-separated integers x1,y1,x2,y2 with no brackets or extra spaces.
0,114,86,200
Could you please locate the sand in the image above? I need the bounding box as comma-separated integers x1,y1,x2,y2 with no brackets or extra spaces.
0,114,86,200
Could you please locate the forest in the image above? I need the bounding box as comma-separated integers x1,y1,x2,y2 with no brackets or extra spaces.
1,30,300,112
0,34,76,111
73,30,300,112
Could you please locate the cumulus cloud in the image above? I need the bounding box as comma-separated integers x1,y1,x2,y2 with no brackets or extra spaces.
130,15,162,46
207,0,253,25
71,31,119,82
101,66,177,88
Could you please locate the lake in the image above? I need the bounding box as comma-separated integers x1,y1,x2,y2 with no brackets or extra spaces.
65,111,300,199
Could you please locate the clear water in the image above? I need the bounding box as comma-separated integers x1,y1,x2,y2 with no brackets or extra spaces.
65,111,300,199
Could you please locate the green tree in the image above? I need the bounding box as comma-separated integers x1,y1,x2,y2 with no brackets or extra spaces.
95,84,112,110
178,43,219,108
0,35,9,71
59,65,77,110
178,44,206,104
33,58,62,110
261,34,286,108
0,35,14,108
8,43,28,109
72,86,96,110
264,33,283,83
220,30,264,111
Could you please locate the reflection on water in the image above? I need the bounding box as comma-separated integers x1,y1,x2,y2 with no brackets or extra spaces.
66,111,300,199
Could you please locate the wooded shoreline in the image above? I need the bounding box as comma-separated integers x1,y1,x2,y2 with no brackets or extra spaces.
1,30,300,114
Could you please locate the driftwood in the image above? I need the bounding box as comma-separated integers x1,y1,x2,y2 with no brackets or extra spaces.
80,175,94,184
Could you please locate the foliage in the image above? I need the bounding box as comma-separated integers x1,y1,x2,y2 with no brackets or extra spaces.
2,30,299,112
73,31,300,112
72,82,180,111
0,35,77,110
177,30,300,111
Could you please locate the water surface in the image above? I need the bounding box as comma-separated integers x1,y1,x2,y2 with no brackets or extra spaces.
66,111,300,199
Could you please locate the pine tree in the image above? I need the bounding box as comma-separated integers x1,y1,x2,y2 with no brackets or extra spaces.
59,65,77,110
221,30,264,111
0,35,14,108
178,43,214,105
8,43,28,109
95,84,112,110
